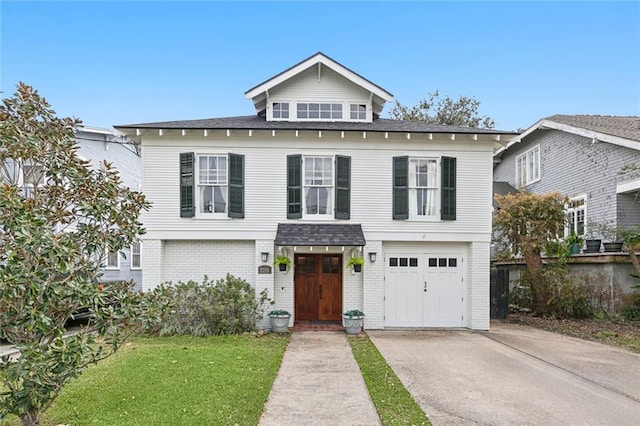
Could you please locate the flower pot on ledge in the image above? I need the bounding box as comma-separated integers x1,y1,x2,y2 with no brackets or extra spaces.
603,242,624,253
584,239,601,253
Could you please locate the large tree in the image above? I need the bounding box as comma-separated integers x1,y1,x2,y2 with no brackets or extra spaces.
0,83,160,426
389,90,496,128
493,192,567,315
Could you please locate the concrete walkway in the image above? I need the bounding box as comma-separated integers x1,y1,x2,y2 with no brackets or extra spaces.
259,331,381,426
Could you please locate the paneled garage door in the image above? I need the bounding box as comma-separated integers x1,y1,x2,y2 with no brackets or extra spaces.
385,254,464,327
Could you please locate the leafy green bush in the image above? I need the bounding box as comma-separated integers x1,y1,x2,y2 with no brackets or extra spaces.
148,274,271,336
516,266,592,318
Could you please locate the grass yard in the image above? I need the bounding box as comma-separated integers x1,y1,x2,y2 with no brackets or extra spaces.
18,334,289,426
349,335,431,426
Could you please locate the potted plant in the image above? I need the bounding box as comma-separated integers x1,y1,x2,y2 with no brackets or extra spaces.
347,256,364,272
342,310,365,335
584,223,603,253
268,310,291,333
565,233,583,255
274,255,291,272
598,221,624,253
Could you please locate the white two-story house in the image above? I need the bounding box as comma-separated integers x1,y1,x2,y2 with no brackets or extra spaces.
115,52,514,330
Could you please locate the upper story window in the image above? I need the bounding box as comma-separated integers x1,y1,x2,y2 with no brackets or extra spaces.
272,102,289,119
179,152,244,219
198,155,227,214
515,145,540,188
393,156,456,221
350,104,366,120
566,196,586,237
304,157,333,216
409,159,438,217
297,103,343,120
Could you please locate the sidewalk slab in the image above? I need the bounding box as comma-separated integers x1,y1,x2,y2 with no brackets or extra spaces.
259,331,381,426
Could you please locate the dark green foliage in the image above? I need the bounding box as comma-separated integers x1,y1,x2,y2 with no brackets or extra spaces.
516,266,593,319
149,274,271,336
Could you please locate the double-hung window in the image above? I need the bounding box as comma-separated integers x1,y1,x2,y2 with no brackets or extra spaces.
515,145,540,188
393,156,456,221
130,242,141,269
566,196,586,237
304,157,333,216
409,159,438,217
180,152,244,219
105,251,120,270
198,155,228,214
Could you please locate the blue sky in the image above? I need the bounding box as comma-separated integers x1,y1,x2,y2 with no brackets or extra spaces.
1,1,639,131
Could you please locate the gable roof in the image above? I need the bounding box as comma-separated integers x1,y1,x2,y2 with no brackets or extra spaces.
243,52,394,117
499,114,640,154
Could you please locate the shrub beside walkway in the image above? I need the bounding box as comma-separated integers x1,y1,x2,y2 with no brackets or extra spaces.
259,331,381,426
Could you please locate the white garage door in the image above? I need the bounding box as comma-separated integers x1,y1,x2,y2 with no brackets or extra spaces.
385,254,464,327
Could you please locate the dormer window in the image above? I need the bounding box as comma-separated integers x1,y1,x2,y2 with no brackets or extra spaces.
350,104,366,120
297,103,343,120
272,102,289,119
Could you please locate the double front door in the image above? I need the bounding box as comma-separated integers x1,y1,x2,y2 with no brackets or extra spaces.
294,254,343,321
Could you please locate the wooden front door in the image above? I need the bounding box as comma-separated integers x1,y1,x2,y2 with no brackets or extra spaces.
294,254,342,321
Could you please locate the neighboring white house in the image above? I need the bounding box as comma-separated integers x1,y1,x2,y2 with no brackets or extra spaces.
116,52,515,330
75,126,143,290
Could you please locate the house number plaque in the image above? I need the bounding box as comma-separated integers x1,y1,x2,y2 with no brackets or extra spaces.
258,265,272,274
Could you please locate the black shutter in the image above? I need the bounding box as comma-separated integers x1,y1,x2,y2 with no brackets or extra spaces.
335,155,351,219
441,156,456,220
393,156,409,220
228,153,244,218
180,152,195,218
287,155,302,219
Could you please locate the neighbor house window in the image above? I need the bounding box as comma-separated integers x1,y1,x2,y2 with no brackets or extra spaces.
297,103,343,120
198,155,227,214
350,104,366,120
515,145,540,188
409,158,438,218
272,102,289,119
304,156,333,216
566,196,586,237
20,163,44,198
106,251,120,270
130,242,141,269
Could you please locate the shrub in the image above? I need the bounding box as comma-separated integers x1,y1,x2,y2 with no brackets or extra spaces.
516,266,592,319
148,274,271,336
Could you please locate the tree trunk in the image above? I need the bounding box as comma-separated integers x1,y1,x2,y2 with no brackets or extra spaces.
20,412,38,426
524,250,548,316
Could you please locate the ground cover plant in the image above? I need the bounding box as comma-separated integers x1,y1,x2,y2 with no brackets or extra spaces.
349,336,430,426
0,334,289,426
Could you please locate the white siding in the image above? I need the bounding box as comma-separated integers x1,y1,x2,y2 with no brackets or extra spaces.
141,131,494,243
270,65,370,104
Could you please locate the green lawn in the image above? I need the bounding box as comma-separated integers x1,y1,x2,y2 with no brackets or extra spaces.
34,334,289,426
349,335,431,426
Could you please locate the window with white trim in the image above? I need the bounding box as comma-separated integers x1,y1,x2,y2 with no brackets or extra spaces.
409,158,438,218
130,242,141,269
515,145,540,188
22,163,45,198
350,104,366,120
106,251,120,270
198,155,227,214
304,156,333,216
566,196,586,237
297,103,343,120
272,102,289,119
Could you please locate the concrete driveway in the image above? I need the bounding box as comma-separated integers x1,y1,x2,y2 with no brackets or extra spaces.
368,323,640,425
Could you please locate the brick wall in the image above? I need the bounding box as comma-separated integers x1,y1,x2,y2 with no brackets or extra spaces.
468,241,490,330
363,240,384,329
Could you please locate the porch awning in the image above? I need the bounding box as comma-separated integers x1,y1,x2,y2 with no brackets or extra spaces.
274,223,366,246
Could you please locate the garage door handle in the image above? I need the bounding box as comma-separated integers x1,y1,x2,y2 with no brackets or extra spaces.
424,282,427,292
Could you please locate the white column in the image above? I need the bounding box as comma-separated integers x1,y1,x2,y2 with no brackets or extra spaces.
468,241,490,330
362,240,384,330
255,240,276,328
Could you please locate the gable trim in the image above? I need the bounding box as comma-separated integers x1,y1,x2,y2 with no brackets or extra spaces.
499,119,640,155
244,52,393,103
